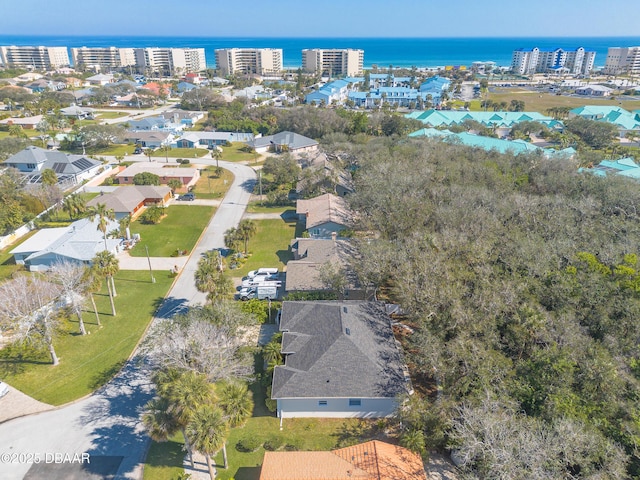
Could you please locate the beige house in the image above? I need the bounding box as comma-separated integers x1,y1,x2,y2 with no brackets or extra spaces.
86,185,172,220
115,163,199,189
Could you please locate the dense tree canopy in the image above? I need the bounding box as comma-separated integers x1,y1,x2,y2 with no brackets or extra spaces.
342,137,640,477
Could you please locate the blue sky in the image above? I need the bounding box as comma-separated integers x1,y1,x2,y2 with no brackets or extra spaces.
2,0,640,37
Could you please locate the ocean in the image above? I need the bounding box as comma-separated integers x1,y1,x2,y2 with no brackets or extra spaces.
1,35,640,70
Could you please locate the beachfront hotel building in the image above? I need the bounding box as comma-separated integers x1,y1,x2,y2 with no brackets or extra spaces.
133,47,206,76
604,47,640,75
71,47,136,71
215,48,283,76
511,47,595,75
0,46,70,70
302,49,364,77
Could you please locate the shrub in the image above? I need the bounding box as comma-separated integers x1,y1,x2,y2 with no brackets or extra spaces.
240,299,281,324
263,435,284,451
265,386,277,413
236,436,261,453
284,439,302,451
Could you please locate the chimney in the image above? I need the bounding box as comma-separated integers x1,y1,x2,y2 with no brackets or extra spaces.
331,231,337,242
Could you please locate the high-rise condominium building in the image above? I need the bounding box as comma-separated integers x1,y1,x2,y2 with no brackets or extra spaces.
134,48,207,76
302,49,364,77
215,48,283,76
604,47,640,75
71,47,136,71
0,46,70,70
511,47,595,75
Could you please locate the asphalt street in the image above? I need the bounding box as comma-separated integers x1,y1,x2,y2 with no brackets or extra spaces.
0,160,256,480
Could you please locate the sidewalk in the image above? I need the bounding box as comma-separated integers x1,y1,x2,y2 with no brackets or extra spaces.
116,251,190,271
0,386,53,424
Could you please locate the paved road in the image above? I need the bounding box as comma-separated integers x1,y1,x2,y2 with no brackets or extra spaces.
0,160,256,480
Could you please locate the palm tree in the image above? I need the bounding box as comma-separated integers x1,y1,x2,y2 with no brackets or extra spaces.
88,202,116,250
93,251,119,315
160,370,215,468
63,194,86,220
217,380,254,428
84,266,103,326
223,227,240,253
186,405,229,478
194,257,233,304
262,341,282,366
237,219,256,255
211,146,222,170
160,144,171,163
144,148,154,162
142,396,180,443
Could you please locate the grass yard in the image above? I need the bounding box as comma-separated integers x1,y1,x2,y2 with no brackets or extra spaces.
153,147,210,160
245,203,295,215
192,166,234,199
91,144,138,156
220,142,261,163
128,205,215,257
230,219,297,278
486,89,640,114
0,130,10,139
0,230,39,281
0,270,173,405
94,111,128,119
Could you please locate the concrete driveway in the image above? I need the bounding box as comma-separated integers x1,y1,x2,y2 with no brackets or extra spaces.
0,160,256,480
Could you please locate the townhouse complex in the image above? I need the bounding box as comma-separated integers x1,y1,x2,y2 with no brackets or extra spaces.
604,46,640,75
302,49,364,77
1,45,206,74
214,48,283,76
511,47,596,75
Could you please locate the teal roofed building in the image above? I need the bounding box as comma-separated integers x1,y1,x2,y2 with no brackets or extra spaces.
569,106,640,136
405,109,562,137
409,128,575,159
586,157,640,178
305,79,353,106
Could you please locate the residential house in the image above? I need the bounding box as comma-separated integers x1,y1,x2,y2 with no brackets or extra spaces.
260,440,427,480
176,82,197,94
115,163,199,189
158,109,205,127
126,116,173,132
176,131,254,149
568,105,640,138
285,238,367,299
60,105,94,120
123,131,174,149
584,157,640,180
296,193,351,238
86,73,115,86
10,217,121,271
249,131,318,154
272,301,412,418
575,85,613,97
305,79,352,106
0,115,44,130
24,79,66,93
86,185,172,220
3,146,103,185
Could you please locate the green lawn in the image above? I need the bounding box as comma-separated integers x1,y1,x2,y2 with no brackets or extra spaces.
144,360,379,480
0,230,38,281
245,203,295,215
192,166,235,199
0,270,173,405
95,111,128,120
91,144,138,156
220,143,261,163
151,148,210,160
0,131,10,139
128,205,215,257
230,219,297,278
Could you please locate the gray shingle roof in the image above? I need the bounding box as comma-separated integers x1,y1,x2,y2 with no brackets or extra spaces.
250,131,318,151
272,301,408,399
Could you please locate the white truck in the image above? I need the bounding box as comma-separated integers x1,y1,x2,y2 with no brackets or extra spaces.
242,275,280,288
239,284,278,301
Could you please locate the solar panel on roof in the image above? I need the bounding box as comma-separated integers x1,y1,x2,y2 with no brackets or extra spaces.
52,163,67,174
72,159,93,170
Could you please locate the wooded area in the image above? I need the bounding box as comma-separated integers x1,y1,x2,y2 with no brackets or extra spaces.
334,137,640,478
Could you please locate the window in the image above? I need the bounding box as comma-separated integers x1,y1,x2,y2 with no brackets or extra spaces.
318,400,328,406
349,399,361,407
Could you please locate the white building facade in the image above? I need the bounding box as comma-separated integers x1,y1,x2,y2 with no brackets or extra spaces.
302,49,364,77
134,47,206,75
604,46,640,75
214,48,283,76
0,46,70,70
71,47,136,71
511,47,595,75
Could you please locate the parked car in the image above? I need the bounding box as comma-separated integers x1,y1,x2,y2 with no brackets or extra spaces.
0,381,9,398
133,146,143,154
178,192,196,201
238,284,278,301
242,277,281,288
